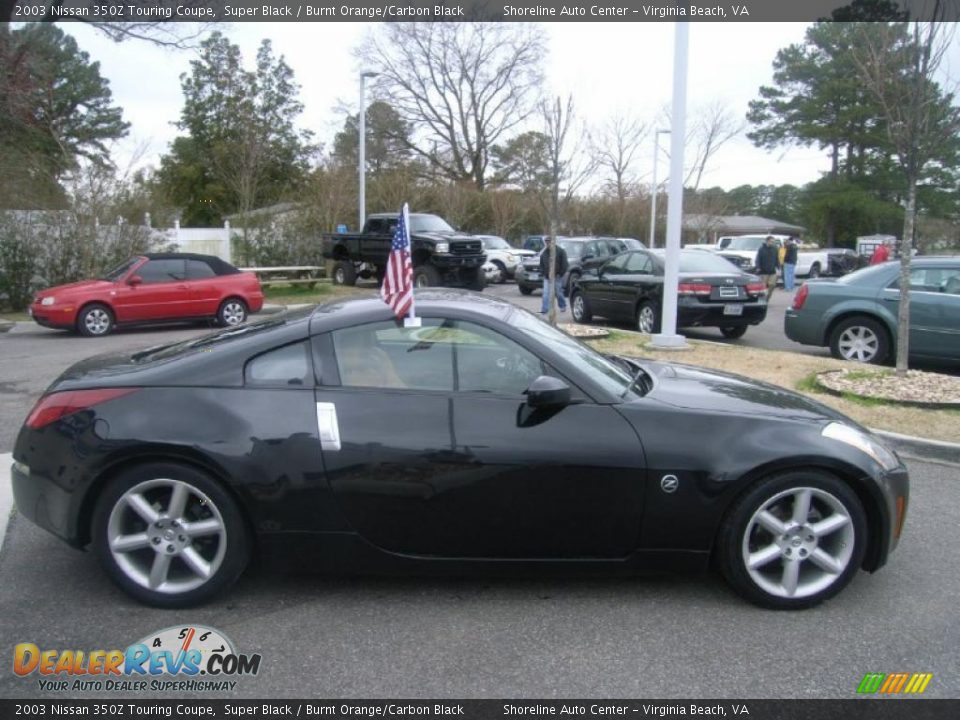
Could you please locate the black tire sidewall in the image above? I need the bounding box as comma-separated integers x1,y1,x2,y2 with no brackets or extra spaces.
717,470,867,610
91,462,250,608
77,304,114,337
720,326,748,339
829,316,889,364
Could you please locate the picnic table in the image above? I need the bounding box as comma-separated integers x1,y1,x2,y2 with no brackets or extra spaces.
241,266,325,289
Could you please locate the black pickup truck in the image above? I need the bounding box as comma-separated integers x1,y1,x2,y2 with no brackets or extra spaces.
322,213,487,290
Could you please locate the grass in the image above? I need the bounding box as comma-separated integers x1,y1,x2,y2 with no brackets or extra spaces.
262,282,374,306
581,328,960,444
0,312,30,322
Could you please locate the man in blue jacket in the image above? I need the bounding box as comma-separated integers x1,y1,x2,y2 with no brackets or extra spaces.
755,236,781,301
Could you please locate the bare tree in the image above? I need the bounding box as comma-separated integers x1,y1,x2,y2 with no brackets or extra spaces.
850,16,960,375
661,101,744,191
358,22,545,190
592,112,649,202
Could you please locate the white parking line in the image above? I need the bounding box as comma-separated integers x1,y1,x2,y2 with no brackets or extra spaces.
0,452,13,553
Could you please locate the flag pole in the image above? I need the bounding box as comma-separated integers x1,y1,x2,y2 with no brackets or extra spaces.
402,203,421,328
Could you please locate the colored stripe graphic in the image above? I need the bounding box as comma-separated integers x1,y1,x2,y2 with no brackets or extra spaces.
858,672,932,694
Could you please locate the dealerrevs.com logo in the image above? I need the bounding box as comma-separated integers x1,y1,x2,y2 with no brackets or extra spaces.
857,672,933,694
14,625,262,693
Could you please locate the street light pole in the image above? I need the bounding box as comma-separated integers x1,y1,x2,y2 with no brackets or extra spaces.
648,129,670,249
358,71,378,230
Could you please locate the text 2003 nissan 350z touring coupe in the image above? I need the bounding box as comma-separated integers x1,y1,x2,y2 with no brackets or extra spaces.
12,291,908,609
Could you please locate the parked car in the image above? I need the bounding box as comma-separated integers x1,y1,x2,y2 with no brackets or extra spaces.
717,235,855,279
29,253,264,337
571,249,768,338
516,237,639,296
476,235,535,283
12,290,908,609
784,257,960,364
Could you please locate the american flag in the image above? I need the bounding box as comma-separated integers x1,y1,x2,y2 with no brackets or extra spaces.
380,203,414,319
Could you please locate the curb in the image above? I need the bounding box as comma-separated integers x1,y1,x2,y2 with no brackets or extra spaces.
871,429,960,466
816,371,960,411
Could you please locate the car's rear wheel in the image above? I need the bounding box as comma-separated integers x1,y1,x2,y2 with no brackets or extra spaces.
636,301,660,334
217,298,247,327
332,261,357,286
92,462,249,607
570,290,592,323
720,325,748,339
717,470,867,610
77,303,115,337
492,261,507,284
829,316,889,364
519,285,533,296
808,262,821,279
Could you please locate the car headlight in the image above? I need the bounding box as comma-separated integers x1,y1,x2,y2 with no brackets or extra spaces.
822,422,900,471
505,253,516,263
435,242,450,254
41,297,55,306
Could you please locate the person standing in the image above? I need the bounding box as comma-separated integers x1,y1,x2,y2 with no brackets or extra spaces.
870,239,892,265
539,235,568,314
755,236,781,301
782,237,799,291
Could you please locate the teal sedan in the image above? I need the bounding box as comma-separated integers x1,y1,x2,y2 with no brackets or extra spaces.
784,257,960,364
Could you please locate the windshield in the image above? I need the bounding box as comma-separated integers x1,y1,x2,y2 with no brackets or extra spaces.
557,240,583,258
101,257,141,282
409,215,455,233
652,251,744,273
482,236,511,250
509,308,640,399
725,237,765,251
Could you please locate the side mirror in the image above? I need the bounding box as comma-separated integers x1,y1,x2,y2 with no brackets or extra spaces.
127,275,143,286
525,375,571,408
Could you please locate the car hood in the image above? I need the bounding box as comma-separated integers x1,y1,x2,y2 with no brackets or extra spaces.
414,231,481,243
636,360,858,426
38,279,116,296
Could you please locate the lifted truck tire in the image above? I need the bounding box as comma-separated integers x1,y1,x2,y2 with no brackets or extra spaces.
332,261,358,286
413,265,442,288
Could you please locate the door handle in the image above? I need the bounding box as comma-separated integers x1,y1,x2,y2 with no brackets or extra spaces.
882,296,898,302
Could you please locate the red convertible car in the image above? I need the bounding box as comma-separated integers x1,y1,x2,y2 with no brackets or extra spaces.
29,253,264,337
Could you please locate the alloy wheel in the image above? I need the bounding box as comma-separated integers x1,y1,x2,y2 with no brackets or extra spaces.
837,326,879,363
106,479,227,595
740,486,855,600
637,305,656,333
83,308,111,335
221,301,246,326
572,295,585,322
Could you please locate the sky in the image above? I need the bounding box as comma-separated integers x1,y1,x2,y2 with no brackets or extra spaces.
63,21,960,193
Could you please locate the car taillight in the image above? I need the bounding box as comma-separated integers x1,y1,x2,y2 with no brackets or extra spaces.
677,283,712,296
792,283,810,310
745,282,766,295
25,388,138,429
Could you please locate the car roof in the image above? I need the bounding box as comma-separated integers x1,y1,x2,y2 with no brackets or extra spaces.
142,253,239,275
310,289,518,329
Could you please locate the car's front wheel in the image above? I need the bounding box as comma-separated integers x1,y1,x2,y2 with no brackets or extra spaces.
77,303,115,337
92,462,249,607
519,285,533,296
829,316,889,364
717,470,867,610
413,265,442,288
570,290,592,323
217,298,248,327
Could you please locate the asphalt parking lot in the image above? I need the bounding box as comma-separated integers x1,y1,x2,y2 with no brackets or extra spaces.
1,295,958,699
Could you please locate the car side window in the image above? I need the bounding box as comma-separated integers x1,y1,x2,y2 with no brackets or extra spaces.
138,259,186,284
447,321,544,396
625,253,653,274
332,320,453,391
245,341,312,387
186,259,216,280
602,253,630,275
365,219,384,234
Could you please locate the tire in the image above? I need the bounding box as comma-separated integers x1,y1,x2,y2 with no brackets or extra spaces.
217,298,248,327
636,300,660,334
77,303,115,337
570,290,593,323
91,462,250,607
829,316,890,364
716,470,867,610
492,261,507,284
808,263,821,279
413,265,442,288
565,271,581,296
466,266,486,291
720,325,748,339
519,285,534,296
332,261,357,286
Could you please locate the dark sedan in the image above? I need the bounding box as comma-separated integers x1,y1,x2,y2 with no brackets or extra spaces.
516,237,642,296
571,249,768,338
785,257,960,364
13,291,908,609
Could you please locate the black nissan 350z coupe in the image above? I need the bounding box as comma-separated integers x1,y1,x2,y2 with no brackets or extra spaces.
12,291,909,609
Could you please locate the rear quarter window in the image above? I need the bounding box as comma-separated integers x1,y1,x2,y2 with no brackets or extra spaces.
245,341,312,387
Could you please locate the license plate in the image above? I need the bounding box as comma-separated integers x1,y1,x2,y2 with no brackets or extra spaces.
527,272,541,281
723,304,744,316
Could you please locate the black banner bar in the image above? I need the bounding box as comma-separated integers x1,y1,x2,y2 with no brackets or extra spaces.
9,0,960,23
3,700,960,720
